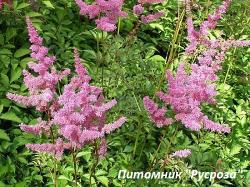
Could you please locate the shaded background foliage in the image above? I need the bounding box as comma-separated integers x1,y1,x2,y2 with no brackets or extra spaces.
0,0,249,186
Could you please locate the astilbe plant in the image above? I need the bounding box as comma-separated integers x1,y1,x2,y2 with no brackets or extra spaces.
75,0,128,32
7,17,126,186
75,0,165,32
144,0,250,157
133,0,165,24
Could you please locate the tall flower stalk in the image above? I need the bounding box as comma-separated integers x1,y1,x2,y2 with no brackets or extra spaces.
144,0,250,162
7,17,126,186
75,0,165,32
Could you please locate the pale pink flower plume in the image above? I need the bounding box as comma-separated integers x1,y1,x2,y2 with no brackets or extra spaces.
143,0,250,134
171,149,191,158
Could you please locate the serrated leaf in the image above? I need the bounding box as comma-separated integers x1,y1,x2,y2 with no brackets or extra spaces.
26,12,42,17
230,145,242,156
14,48,30,58
96,176,109,187
0,129,10,141
150,55,165,62
1,73,9,87
0,49,12,55
0,112,22,123
10,67,22,83
0,104,3,114
16,3,30,10
42,0,55,9
6,28,17,42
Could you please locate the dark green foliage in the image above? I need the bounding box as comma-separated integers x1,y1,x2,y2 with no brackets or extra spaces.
0,0,249,186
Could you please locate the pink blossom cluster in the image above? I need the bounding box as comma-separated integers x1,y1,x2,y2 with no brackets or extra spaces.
133,0,165,24
7,17,70,112
51,48,127,153
170,149,191,158
7,17,126,159
75,0,127,32
0,0,2,10
143,0,250,133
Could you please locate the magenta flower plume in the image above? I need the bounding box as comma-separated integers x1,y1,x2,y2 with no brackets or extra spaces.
133,0,164,23
138,0,164,4
7,18,126,160
19,118,49,135
26,138,67,160
75,0,127,32
141,12,165,24
51,48,126,154
97,139,108,159
7,17,70,112
170,149,191,158
133,4,144,15
0,0,3,10
143,96,173,128
143,0,250,134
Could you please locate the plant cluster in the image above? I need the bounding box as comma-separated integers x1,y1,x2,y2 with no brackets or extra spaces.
0,0,249,186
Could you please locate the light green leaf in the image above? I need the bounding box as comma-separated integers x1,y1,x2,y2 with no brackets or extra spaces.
150,55,165,62
230,145,242,156
6,28,17,42
10,67,22,83
1,73,9,87
42,0,55,9
0,112,22,123
0,129,10,141
0,105,3,114
26,12,42,17
14,48,30,58
96,176,109,187
16,3,30,10
0,49,12,55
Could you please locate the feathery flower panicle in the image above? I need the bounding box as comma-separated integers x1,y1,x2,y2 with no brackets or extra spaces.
7,17,70,112
138,0,164,4
26,138,67,160
75,0,127,32
143,96,173,128
133,4,144,15
51,48,126,155
171,149,191,158
132,0,164,23
141,12,165,24
7,18,126,159
19,118,49,135
144,0,250,134
97,139,107,159
0,0,3,10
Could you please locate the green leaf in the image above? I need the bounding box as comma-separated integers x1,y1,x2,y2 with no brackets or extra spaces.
26,12,42,17
96,176,109,187
0,34,4,45
1,73,9,87
10,67,22,83
230,145,242,156
0,105,3,114
16,3,30,10
6,28,17,42
0,112,22,123
14,48,30,58
150,55,165,62
0,49,12,55
42,0,55,9
0,129,10,141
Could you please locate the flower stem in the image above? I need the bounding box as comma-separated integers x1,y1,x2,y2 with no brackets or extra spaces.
72,148,78,187
117,17,121,35
53,158,58,187
153,8,185,99
89,142,99,187
148,129,168,171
